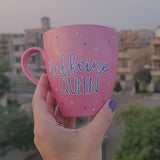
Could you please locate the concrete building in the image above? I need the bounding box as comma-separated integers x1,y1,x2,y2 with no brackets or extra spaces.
0,34,12,55
0,17,51,95
11,34,25,75
0,17,50,77
0,34,13,64
118,29,154,91
0,34,26,75
24,28,45,77
149,26,160,92
117,46,150,90
119,29,154,49
6,17,50,77
24,17,50,77
41,16,51,32
25,16,50,48
135,29,154,45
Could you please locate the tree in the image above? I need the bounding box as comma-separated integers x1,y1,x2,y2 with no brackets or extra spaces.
114,103,160,160
154,77,160,93
134,80,140,93
0,54,10,72
0,104,35,156
0,72,10,97
114,81,122,92
0,54,10,97
134,69,152,92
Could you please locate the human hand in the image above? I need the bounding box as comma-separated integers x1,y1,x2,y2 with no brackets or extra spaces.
32,74,117,160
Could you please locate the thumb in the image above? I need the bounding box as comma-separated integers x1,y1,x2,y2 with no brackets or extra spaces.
86,99,117,138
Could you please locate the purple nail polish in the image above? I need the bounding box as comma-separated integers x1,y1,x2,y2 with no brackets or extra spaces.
109,99,117,112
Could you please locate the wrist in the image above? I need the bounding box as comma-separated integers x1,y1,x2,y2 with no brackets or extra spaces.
46,148,101,160
74,147,102,160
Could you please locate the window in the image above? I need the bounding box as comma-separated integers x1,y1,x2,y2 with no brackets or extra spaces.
154,45,160,55
40,34,43,40
32,56,36,63
154,60,160,69
14,45,20,51
30,43,35,47
121,60,127,68
22,45,25,51
15,57,21,63
16,69,21,74
2,46,7,50
120,74,126,81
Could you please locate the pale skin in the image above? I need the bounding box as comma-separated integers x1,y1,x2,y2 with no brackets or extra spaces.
32,74,116,160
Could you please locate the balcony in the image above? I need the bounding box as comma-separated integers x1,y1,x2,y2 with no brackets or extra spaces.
14,63,21,68
118,53,130,59
151,54,160,60
14,51,24,57
151,70,160,77
118,67,131,73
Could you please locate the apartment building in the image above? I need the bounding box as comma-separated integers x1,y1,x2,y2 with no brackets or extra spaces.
119,29,154,48
0,34,13,64
117,46,150,90
0,34,13,54
118,29,154,91
7,17,50,77
150,26,160,92
11,34,25,75
23,16,50,77
25,16,50,48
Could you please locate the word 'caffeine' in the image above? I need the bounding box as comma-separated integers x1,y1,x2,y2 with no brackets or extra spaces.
49,53,110,95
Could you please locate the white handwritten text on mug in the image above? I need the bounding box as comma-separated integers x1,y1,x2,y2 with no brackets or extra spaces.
49,53,110,95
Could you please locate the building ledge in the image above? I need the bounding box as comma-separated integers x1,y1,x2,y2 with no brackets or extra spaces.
151,55,160,60
118,53,131,59
118,68,131,73
151,70,160,76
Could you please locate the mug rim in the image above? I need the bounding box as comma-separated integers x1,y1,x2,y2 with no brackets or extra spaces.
44,24,116,36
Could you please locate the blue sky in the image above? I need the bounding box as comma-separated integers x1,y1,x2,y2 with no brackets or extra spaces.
0,0,160,33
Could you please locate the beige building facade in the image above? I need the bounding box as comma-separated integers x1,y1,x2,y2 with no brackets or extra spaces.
150,26,160,92
117,46,150,90
0,34,12,55
11,34,25,75
2,18,160,93
0,34,13,65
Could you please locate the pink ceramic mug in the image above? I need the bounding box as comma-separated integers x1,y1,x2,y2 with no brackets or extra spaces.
21,24,118,117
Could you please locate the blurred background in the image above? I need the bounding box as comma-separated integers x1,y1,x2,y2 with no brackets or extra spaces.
0,0,160,160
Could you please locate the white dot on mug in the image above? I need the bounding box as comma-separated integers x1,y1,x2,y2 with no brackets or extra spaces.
76,32,79,35
112,36,115,39
94,48,98,51
60,46,62,49
70,101,74,104
108,82,111,85
55,88,58,91
49,60,54,66
92,108,96,111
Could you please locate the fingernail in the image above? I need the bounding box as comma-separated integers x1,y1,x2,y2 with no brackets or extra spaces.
109,99,117,112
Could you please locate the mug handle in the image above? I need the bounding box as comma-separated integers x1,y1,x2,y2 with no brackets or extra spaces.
21,47,45,85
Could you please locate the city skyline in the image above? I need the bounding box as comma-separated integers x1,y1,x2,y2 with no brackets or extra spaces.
0,0,160,33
